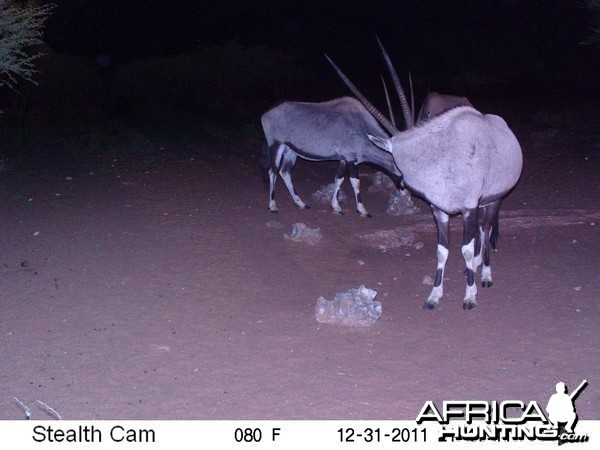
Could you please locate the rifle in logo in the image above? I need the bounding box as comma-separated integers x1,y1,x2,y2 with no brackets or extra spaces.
546,379,588,442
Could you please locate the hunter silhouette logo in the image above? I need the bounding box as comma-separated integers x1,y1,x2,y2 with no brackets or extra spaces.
416,379,590,443
546,379,588,443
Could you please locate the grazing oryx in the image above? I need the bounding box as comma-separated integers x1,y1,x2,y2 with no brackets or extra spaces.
328,43,523,309
260,96,404,217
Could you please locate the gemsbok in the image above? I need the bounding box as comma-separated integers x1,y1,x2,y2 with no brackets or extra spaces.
328,42,523,309
260,93,408,217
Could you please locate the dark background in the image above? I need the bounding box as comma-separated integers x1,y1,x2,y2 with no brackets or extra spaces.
1,0,599,164
43,0,597,96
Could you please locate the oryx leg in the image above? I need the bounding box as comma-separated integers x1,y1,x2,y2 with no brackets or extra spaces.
348,162,371,218
424,206,449,310
479,200,501,288
331,160,347,215
267,143,284,213
473,207,485,272
462,208,479,309
390,172,405,190
279,147,308,210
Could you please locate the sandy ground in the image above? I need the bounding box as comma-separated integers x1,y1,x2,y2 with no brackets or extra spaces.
0,119,598,421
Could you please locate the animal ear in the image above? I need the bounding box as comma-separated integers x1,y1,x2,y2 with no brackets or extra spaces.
368,134,393,153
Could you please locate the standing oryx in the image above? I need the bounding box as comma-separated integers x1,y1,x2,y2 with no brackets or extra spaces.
328,43,523,309
260,96,404,217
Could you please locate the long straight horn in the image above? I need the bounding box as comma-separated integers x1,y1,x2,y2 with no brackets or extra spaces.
325,54,399,135
376,36,414,129
380,75,396,129
409,71,415,125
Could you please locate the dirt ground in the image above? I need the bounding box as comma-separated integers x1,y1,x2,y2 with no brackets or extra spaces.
0,118,598,421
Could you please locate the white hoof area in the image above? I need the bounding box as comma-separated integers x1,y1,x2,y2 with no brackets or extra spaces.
294,200,307,209
463,289,478,309
356,204,370,216
425,287,443,309
481,266,492,287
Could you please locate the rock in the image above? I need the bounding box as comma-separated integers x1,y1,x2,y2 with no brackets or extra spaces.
284,223,322,245
358,228,416,251
422,275,435,285
311,183,347,205
387,189,421,216
315,285,382,327
368,171,396,193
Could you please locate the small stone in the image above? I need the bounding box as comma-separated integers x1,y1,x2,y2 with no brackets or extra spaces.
422,275,435,285
284,223,322,245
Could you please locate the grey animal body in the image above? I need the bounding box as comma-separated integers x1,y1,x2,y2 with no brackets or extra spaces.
417,92,474,122
260,97,404,217
329,45,523,310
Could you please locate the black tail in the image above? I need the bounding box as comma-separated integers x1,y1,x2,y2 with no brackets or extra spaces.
259,141,270,187
489,208,500,251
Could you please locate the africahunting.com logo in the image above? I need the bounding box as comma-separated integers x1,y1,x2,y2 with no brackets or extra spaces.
416,380,589,444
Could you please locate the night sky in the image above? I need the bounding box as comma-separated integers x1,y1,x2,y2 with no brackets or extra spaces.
40,0,597,99
45,1,591,57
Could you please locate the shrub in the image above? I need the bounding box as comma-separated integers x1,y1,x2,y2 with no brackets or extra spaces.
0,0,54,89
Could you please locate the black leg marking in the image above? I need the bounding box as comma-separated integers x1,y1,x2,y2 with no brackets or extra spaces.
391,173,405,190
424,206,450,310
267,142,283,213
335,160,348,179
462,208,479,309
466,268,475,286
348,162,370,217
433,268,443,287
331,161,347,214
434,207,450,249
480,199,501,287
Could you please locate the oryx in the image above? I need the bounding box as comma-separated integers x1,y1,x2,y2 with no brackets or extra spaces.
417,92,474,122
260,96,405,217
328,42,523,309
